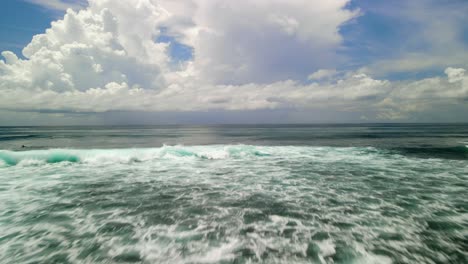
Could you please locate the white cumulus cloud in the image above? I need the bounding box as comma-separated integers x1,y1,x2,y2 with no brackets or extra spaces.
1,0,467,122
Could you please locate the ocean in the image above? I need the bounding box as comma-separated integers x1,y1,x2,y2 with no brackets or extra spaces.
0,124,467,263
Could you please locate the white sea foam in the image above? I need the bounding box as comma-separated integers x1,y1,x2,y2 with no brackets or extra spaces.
1,144,466,263
315,239,336,258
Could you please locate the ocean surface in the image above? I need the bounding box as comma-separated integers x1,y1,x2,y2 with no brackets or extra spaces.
0,124,467,263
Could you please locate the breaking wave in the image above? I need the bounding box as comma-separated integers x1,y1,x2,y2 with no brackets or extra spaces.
2,144,466,167
0,145,271,166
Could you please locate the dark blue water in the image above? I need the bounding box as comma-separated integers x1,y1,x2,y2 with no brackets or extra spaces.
1,124,468,157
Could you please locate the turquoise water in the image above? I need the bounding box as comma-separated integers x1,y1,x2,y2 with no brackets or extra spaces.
0,125,467,263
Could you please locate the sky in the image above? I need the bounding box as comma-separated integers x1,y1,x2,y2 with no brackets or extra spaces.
0,0,467,125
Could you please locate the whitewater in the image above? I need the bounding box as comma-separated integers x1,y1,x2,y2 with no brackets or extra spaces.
0,125,467,263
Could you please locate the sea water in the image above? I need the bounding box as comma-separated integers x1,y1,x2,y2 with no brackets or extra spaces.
0,124,467,263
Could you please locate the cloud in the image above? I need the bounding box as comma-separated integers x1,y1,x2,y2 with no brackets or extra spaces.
0,71,391,112
446,67,466,83
1,0,359,92
375,67,468,119
1,0,467,122
185,0,359,84
24,0,88,11
1,7,170,93
359,0,468,76
308,69,338,81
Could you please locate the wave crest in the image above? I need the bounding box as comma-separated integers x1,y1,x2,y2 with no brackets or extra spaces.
0,145,270,166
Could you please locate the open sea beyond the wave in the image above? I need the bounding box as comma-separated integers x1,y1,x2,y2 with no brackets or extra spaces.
0,124,467,263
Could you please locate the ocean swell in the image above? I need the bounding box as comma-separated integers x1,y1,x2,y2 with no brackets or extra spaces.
0,143,467,263
394,145,468,160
